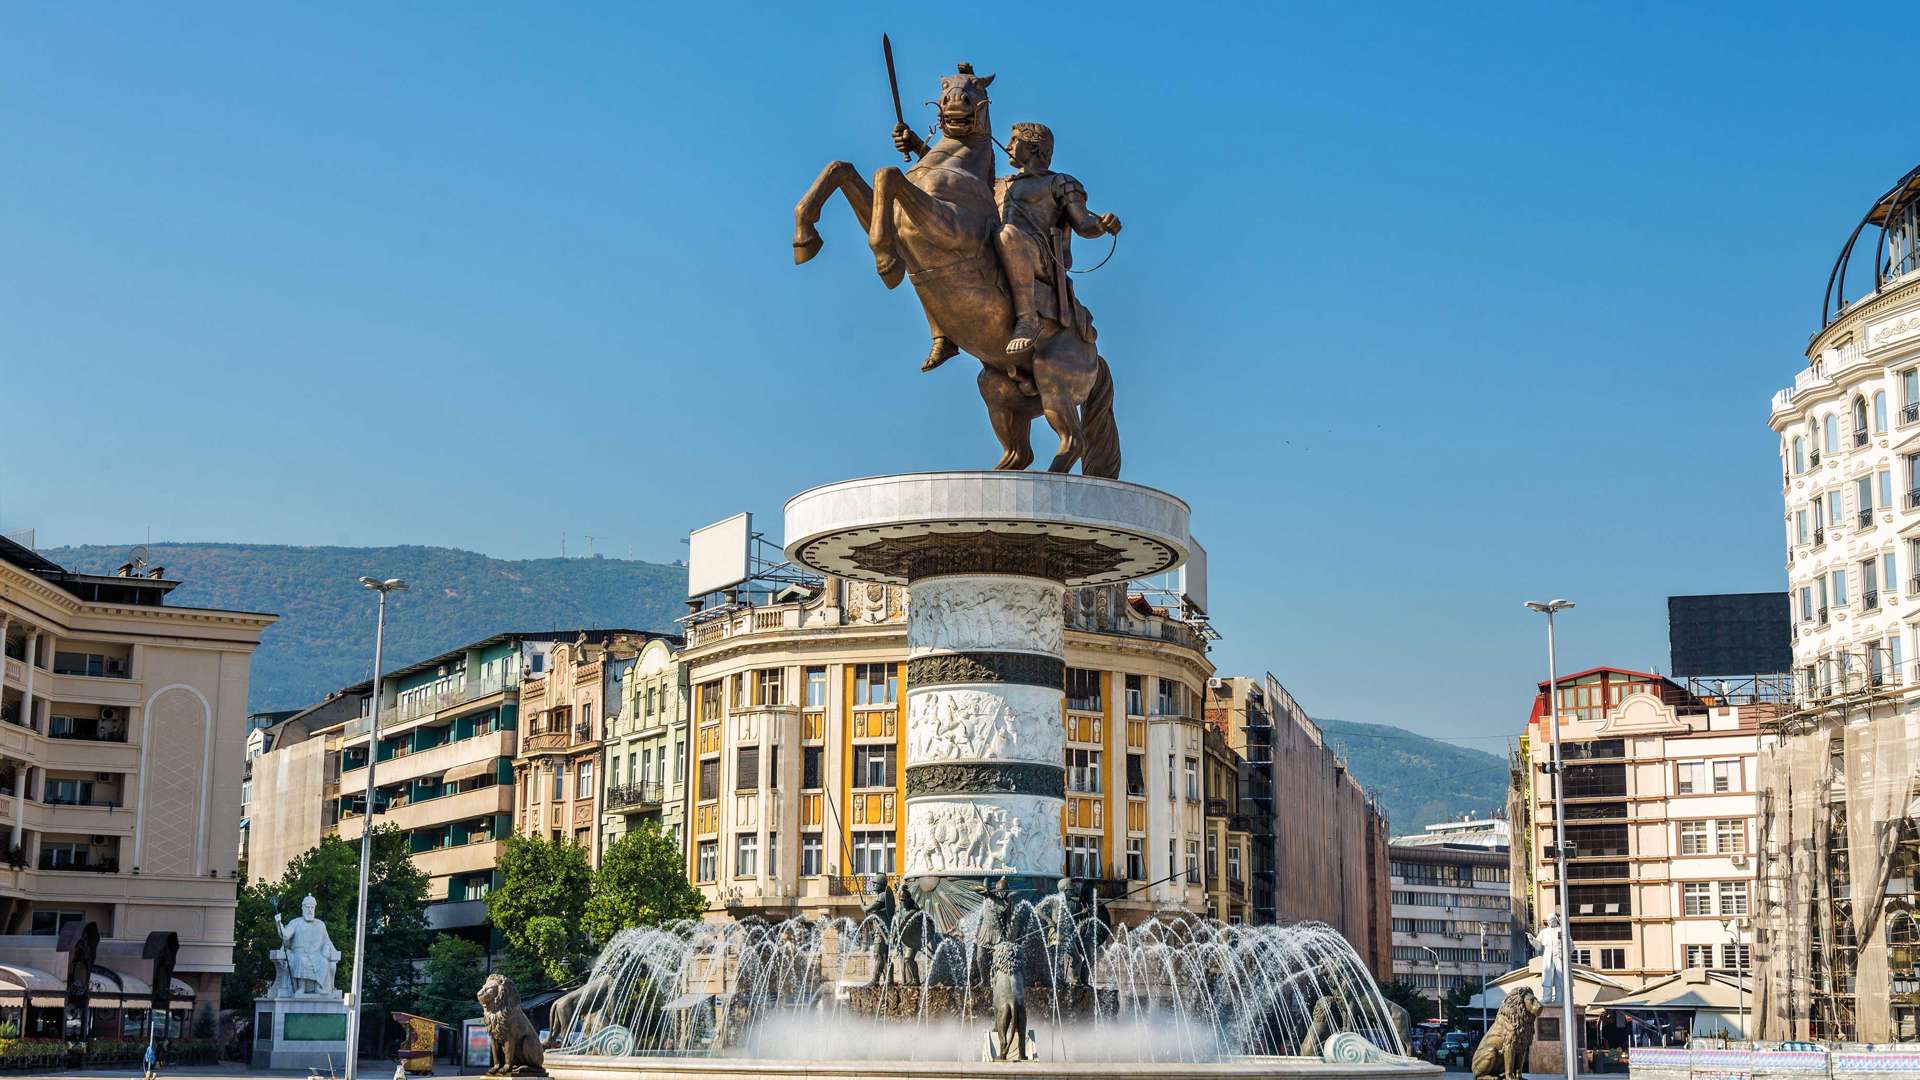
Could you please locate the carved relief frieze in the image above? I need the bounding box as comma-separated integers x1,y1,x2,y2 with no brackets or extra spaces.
906,685,1065,766
903,795,1065,878
907,652,1064,689
905,761,1064,800
908,576,1064,657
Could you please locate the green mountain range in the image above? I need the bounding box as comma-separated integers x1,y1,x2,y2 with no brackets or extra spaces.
1318,717,1509,835
43,543,688,711
40,542,1507,830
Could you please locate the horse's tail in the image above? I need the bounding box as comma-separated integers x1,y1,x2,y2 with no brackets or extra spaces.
1080,356,1121,479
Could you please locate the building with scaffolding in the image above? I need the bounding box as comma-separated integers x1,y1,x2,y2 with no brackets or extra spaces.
1756,160,1920,1043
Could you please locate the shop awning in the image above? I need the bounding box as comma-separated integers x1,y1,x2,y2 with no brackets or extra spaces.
0,963,194,1008
441,759,497,785
1604,969,1750,1012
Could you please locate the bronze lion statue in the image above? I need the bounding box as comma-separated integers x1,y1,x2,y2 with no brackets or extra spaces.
1471,987,1542,1080
478,973,546,1076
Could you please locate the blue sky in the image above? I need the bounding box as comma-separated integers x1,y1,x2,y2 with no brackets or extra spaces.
0,4,1893,750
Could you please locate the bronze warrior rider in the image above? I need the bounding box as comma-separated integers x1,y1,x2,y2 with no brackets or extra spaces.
892,117,1121,396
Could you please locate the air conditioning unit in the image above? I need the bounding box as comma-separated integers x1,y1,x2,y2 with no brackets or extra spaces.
1732,855,1749,869
98,707,118,722
90,835,108,845
95,773,112,782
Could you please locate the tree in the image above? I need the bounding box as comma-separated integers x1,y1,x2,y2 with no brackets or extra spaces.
1442,981,1480,1029
1379,976,1437,1024
488,834,592,989
415,935,487,1027
583,823,705,944
227,828,431,1009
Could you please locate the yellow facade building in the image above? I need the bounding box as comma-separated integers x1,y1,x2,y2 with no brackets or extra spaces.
679,580,1216,924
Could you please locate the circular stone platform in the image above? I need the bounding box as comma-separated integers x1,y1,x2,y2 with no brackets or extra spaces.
783,472,1191,587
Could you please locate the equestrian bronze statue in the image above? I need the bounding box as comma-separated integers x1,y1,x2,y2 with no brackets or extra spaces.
793,49,1124,477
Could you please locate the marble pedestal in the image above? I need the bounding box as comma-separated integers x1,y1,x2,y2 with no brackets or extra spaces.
252,991,351,1072
786,472,1192,913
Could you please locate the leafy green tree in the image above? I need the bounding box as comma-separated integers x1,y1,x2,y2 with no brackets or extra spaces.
1442,981,1480,1028
584,823,705,944
227,828,431,1009
415,935,487,1027
488,835,592,987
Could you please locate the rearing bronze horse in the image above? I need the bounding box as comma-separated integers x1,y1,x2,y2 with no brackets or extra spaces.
793,65,1120,477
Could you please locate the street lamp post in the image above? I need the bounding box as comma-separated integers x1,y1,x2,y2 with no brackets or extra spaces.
1420,945,1445,1029
1525,599,1578,1080
1479,927,1490,1034
344,577,406,1080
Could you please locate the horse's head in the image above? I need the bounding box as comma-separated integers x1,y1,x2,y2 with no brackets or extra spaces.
936,62,994,141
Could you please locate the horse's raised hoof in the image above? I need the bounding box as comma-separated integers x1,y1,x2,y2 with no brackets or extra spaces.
875,251,905,289
921,337,959,372
793,227,823,264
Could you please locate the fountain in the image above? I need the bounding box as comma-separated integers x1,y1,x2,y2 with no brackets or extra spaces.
533,38,1438,1080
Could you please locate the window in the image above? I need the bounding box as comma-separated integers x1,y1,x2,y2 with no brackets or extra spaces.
854,663,896,706
1678,821,1708,855
1859,475,1874,517
1184,758,1200,801
646,685,658,717
1206,834,1219,880
1712,760,1735,793
1126,837,1144,880
1599,948,1625,971
1723,943,1751,970
1893,635,1905,683
696,840,716,881
769,744,780,790
1716,819,1745,854
1066,835,1101,878
755,668,784,706
1686,944,1713,968
1067,748,1102,793
802,746,824,790
736,746,760,792
1907,369,1919,417
729,673,746,708
1825,414,1838,453
1676,761,1700,794
1185,839,1201,884
1887,549,1900,593
1877,391,1890,432
574,827,590,846
1683,882,1713,916
552,768,565,801
1719,881,1749,915
1125,674,1144,716
735,833,758,877
577,761,593,799
698,758,719,800
767,831,778,876
699,680,722,721
850,830,895,875
1156,679,1182,717
853,744,896,789
1855,396,1870,442
1831,490,1846,530
1126,754,1145,796
801,834,822,876
29,911,82,936
1883,469,1895,511
806,667,827,708
1227,845,1242,883
1813,495,1826,534
1793,436,1807,473
1799,587,1814,622
1570,948,1593,967
1065,668,1102,712
1796,510,1809,544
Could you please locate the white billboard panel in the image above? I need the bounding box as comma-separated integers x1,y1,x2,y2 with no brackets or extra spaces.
687,512,752,599
1177,535,1208,616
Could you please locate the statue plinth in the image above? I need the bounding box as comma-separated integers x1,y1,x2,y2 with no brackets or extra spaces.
787,471,1191,920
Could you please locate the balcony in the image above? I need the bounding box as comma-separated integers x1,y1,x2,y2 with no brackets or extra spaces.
1814,528,1826,547
1856,429,1871,448
1906,402,1919,425
1810,448,1822,467
1819,606,1830,625
1860,509,1875,528
607,782,665,811
1864,590,1880,612
522,731,571,754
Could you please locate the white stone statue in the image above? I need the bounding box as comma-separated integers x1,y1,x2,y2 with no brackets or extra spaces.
1529,913,1567,1005
272,894,342,996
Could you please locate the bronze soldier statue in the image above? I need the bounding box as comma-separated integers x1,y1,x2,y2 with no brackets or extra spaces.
994,123,1120,362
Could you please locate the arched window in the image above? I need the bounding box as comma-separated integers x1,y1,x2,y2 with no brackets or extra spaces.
1855,398,1870,444
1876,391,1889,433
1794,436,1807,473
1826,415,1839,454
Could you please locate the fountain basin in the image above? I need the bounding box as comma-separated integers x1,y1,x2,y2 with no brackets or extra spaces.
546,1055,1442,1080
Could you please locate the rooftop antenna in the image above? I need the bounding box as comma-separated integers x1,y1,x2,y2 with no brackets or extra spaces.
585,534,596,559
561,531,567,558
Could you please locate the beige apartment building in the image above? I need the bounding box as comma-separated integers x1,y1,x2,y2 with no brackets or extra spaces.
513,632,674,866
678,579,1216,924
0,538,272,1032
600,636,688,850
1512,666,1767,1019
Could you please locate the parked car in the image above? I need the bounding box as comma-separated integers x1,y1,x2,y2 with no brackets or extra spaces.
1437,1031,1475,1069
